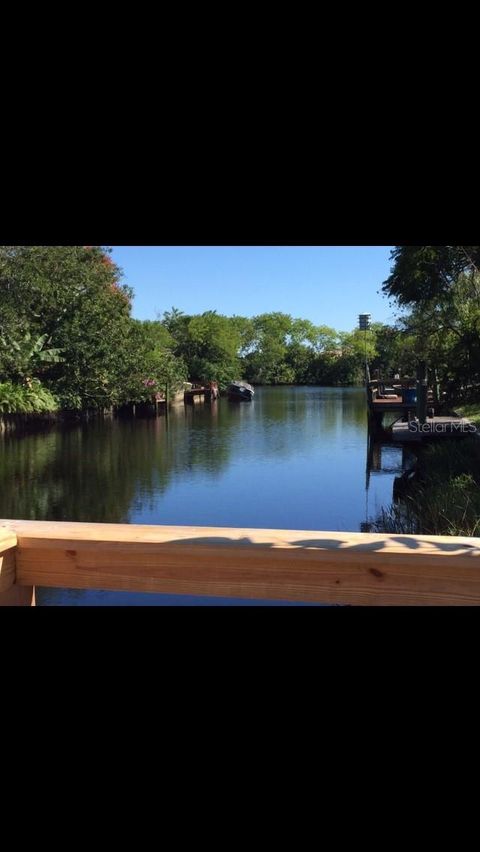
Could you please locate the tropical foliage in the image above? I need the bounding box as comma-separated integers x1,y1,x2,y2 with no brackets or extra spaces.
0,247,187,412
0,379,58,414
0,331,63,382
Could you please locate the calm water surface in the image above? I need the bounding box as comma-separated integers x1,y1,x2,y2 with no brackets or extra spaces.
0,387,409,605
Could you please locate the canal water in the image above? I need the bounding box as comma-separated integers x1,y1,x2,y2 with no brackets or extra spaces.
0,387,408,605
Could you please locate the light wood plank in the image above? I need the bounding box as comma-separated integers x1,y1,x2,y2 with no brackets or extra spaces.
0,528,34,605
0,547,16,594
0,529,17,555
0,529,18,596
0,579,35,606
2,520,480,605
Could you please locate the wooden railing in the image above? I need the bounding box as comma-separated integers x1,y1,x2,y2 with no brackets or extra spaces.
2,520,480,605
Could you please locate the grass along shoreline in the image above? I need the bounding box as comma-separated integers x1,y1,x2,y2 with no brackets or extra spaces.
374,433,480,537
454,401,480,427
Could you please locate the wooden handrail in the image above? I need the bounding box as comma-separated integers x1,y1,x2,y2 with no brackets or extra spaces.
0,528,18,592
0,527,34,606
2,520,480,605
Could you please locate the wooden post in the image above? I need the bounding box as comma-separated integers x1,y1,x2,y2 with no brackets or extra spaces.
371,443,382,472
433,367,441,405
0,528,34,606
416,362,428,425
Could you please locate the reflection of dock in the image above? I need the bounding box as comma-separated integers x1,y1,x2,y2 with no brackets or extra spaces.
366,431,415,489
365,430,417,528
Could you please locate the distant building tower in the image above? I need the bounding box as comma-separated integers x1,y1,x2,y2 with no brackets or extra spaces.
358,314,371,383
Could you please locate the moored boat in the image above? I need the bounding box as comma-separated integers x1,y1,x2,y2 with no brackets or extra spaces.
227,381,254,401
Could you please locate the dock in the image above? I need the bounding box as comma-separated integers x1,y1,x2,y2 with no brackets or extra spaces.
366,369,477,443
183,382,219,403
391,416,476,442
184,387,208,402
367,377,434,420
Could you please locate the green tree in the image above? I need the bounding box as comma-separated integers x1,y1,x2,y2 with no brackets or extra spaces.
0,246,134,410
382,245,480,306
0,331,63,383
370,323,418,378
243,313,295,383
163,309,241,387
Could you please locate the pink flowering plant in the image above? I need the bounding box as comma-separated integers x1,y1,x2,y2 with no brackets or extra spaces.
140,377,164,401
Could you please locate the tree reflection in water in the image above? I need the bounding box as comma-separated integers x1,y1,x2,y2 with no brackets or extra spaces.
1,387,403,604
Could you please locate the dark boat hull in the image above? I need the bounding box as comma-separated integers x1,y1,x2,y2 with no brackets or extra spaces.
227,383,254,402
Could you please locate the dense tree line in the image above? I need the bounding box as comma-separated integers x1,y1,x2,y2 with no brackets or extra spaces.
2,244,477,415
0,246,382,414
162,307,385,387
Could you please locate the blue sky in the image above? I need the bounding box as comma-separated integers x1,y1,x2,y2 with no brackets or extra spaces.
110,246,397,331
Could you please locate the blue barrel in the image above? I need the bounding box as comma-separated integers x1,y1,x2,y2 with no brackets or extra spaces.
404,388,417,404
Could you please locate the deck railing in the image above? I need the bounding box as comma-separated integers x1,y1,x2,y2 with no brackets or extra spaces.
1,520,480,605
